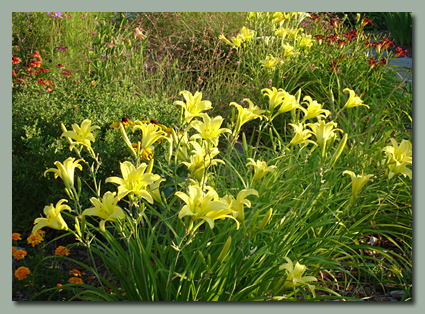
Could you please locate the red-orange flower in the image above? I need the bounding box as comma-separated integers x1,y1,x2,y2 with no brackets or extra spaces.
47,87,54,92
368,58,377,71
394,47,408,58
361,17,373,28
12,233,22,241
55,246,70,256
12,246,17,256
56,64,65,68
61,69,72,77
69,269,82,277
14,249,27,260
311,13,318,22
315,35,325,45
68,277,83,284
15,266,31,280
28,60,42,68
27,230,45,247
12,56,21,64
31,51,42,61
37,68,49,73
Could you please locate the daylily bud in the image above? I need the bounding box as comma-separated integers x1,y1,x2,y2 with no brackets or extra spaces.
328,133,348,169
256,208,273,233
216,236,232,264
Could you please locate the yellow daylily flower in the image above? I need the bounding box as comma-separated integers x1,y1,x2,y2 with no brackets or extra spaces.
133,121,168,151
299,34,313,49
147,176,165,204
282,43,295,57
230,34,244,48
32,199,71,235
174,90,212,124
343,88,370,109
343,170,374,206
261,87,286,116
275,257,317,294
218,34,232,45
222,189,259,223
307,120,344,159
288,123,313,146
169,129,191,163
299,96,331,122
276,92,300,115
44,157,83,191
190,113,231,147
239,26,255,42
261,55,281,70
181,141,224,183
176,184,238,231
230,98,266,137
61,119,100,148
275,27,289,39
82,191,125,232
105,161,161,202
382,138,412,179
246,158,277,182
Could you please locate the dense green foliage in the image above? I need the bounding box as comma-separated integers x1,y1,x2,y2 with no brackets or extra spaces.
12,12,412,301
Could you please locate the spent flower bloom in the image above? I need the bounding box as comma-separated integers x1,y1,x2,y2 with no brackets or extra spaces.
343,88,369,109
32,199,71,235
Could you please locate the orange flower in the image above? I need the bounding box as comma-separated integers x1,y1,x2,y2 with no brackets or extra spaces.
12,233,22,241
68,277,83,284
15,266,31,280
55,246,70,256
69,269,82,277
57,283,63,291
12,56,21,64
46,87,54,92
27,230,45,247
14,249,27,260
12,246,17,257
